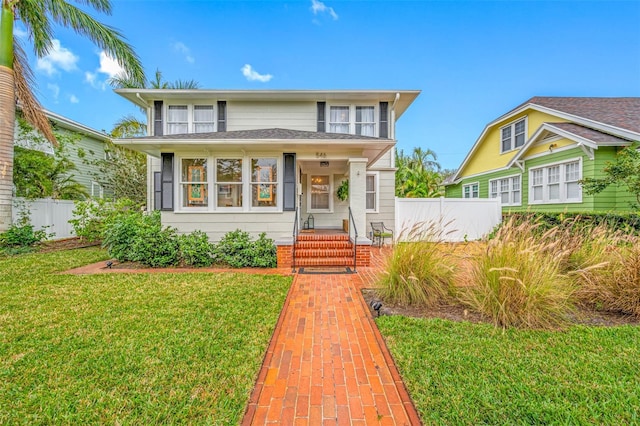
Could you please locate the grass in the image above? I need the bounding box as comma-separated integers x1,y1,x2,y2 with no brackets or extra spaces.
377,316,640,425
0,247,291,424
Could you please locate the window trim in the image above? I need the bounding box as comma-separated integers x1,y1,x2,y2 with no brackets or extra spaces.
489,174,522,206
91,181,104,199
249,157,280,212
179,157,210,211
366,171,379,213
327,104,378,136
214,157,244,211
462,182,480,199
166,103,216,135
528,157,583,205
307,173,334,213
500,117,528,154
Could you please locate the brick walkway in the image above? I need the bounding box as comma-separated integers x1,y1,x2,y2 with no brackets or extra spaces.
242,247,421,425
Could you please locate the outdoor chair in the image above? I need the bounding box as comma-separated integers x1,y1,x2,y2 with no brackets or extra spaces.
370,222,393,247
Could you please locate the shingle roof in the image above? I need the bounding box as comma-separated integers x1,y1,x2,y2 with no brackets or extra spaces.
520,97,640,133
546,122,633,144
128,128,392,141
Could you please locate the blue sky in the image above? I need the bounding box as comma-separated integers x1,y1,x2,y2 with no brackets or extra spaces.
18,0,640,170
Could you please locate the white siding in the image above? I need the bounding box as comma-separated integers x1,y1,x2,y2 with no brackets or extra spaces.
299,173,350,229
366,170,395,236
370,149,394,169
148,155,161,210
161,211,295,242
226,101,317,131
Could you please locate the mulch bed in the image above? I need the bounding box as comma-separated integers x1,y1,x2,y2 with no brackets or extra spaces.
361,288,640,327
38,237,101,253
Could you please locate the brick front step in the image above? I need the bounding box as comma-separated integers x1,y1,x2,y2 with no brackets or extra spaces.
296,233,350,241
293,257,355,267
295,248,354,258
295,240,353,250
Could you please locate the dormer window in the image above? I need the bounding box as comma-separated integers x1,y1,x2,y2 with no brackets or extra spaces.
501,118,526,153
328,105,377,136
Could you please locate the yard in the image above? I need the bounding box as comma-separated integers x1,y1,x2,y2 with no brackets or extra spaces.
377,316,640,424
0,248,291,424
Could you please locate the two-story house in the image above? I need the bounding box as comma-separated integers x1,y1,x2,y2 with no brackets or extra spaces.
445,97,640,212
115,89,420,268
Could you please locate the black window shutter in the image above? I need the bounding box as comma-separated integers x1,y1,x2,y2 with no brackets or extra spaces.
217,101,227,132
153,171,161,211
283,153,296,211
154,101,163,136
317,102,326,132
379,102,389,138
160,153,174,211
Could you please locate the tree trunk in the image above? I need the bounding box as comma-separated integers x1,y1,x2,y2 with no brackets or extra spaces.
0,5,15,232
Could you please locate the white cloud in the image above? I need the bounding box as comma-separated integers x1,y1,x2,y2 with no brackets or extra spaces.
14,27,28,38
97,51,124,78
69,94,79,104
47,83,60,100
84,71,106,90
36,39,79,76
241,64,273,83
311,0,338,20
171,41,195,64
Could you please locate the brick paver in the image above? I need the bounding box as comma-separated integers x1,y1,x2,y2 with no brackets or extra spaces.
242,247,420,425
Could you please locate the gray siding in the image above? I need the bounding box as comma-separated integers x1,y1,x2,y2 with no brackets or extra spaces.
367,170,395,235
370,149,394,169
64,129,109,197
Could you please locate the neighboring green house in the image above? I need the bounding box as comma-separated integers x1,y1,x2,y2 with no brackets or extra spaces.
14,109,111,199
445,97,640,212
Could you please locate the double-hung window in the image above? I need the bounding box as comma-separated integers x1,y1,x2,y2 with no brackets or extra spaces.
215,158,243,208
366,173,378,211
181,158,208,208
489,175,521,206
251,158,278,208
193,105,215,133
529,159,582,204
463,182,479,199
309,175,331,211
501,118,526,153
329,105,377,136
167,105,188,134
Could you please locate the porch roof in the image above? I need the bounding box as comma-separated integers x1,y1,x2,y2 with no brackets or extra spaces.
125,127,391,141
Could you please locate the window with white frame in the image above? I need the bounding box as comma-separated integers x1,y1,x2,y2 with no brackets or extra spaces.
167,105,188,134
490,175,521,206
501,118,526,153
529,159,582,204
251,158,278,208
181,158,208,208
91,181,104,199
463,182,479,198
329,105,377,136
310,175,331,211
215,158,243,208
366,173,378,211
193,105,215,133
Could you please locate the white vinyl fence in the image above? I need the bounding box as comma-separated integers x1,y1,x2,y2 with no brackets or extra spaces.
12,198,76,240
395,197,502,242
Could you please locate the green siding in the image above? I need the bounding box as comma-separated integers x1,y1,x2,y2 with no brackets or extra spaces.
446,146,636,213
58,128,110,198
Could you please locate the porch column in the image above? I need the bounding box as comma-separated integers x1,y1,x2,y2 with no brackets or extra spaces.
348,158,369,242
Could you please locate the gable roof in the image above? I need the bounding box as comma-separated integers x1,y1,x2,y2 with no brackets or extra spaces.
546,122,632,145
449,97,640,183
127,127,391,141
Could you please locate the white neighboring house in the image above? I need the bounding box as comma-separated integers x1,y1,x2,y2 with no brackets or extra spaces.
114,89,420,267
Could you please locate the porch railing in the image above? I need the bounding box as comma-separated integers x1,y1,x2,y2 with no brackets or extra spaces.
291,207,299,273
348,207,358,272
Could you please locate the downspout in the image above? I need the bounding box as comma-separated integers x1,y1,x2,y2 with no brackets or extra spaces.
390,92,400,140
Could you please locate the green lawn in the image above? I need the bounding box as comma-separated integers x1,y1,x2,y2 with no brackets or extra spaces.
0,248,291,424
377,317,640,425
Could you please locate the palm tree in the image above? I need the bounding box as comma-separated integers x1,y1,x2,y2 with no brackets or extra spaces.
0,0,145,231
395,147,444,198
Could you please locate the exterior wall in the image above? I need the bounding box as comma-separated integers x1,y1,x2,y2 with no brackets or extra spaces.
226,101,317,132
459,109,569,178
366,170,395,237
162,211,296,242
448,146,636,213
65,129,109,197
300,172,350,229
370,149,394,169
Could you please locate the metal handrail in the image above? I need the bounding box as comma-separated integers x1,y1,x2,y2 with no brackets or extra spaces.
348,207,358,272
292,207,299,273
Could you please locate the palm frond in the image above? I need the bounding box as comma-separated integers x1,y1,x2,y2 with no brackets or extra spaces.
169,79,200,89
110,115,147,138
13,39,57,146
14,0,54,57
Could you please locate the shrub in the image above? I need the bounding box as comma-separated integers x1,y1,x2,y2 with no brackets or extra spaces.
0,210,50,255
130,225,180,267
505,212,640,236
70,198,142,242
179,231,214,267
572,229,640,317
377,230,455,308
102,211,153,262
212,230,277,268
459,218,576,329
